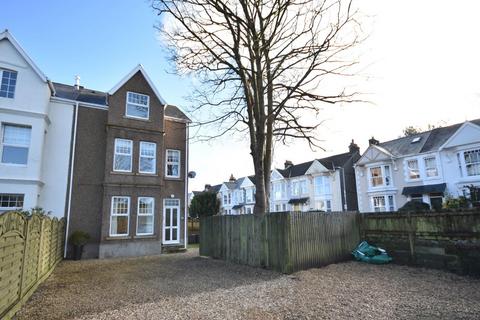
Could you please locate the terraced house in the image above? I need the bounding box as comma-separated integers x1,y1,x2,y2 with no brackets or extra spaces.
0,30,191,259
354,119,480,212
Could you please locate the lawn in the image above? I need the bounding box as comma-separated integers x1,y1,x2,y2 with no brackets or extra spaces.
15,248,480,320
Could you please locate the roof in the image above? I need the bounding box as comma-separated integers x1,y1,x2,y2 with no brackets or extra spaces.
0,29,47,82
209,184,222,193
232,204,244,209
276,151,357,178
51,82,108,106
165,105,191,122
288,197,309,204
377,119,480,157
109,64,167,105
402,183,446,196
318,152,357,170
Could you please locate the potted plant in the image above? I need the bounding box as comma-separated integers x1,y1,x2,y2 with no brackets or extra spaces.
69,230,90,260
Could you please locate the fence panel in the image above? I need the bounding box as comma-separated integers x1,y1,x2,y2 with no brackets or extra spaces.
200,212,359,273
0,212,65,319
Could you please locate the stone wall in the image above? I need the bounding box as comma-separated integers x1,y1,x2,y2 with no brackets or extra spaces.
360,210,480,276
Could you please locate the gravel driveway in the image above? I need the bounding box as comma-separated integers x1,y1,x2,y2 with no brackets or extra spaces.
15,249,480,320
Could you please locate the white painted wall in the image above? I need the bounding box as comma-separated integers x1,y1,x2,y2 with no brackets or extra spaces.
38,101,74,217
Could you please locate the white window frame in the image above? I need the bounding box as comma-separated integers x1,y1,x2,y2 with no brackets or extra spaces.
163,199,180,244
125,91,150,120
424,156,439,178
368,165,392,188
371,195,395,212
314,175,331,196
110,196,130,237
463,148,480,177
406,159,421,180
1,123,31,166
0,69,18,99
136,197,155,236
165,149,180,178
0,193,24,211
139,141,156,174
113,138,133,172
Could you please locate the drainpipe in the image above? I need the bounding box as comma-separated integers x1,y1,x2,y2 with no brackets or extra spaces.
184,124,189,249
64,101,79,257
335,166,347,211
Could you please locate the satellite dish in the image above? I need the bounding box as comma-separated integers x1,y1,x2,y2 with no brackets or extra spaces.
188,171,196,178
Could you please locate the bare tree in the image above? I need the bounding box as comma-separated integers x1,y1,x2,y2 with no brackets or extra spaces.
152,0,363,214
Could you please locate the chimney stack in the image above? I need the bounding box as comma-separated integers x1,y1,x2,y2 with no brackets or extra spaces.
284,160,293,169
348,139,360,154
229,174,236,182
74,75,81,90
369,136,380,146
204,184,211,191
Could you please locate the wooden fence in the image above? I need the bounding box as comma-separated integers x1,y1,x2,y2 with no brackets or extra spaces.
0,212,65,319
200,212,360,273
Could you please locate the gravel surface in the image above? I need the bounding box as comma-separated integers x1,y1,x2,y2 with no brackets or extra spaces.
15,249,480,320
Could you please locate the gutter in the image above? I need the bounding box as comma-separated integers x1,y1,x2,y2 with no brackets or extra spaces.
64,101,79,257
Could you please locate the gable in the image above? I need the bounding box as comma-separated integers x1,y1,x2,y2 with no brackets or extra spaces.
356,145,393,166
109,64,166,105
0,30,46,82
305,159,329,174
271,169,284,181
440,122,480,150
239,177,254,189
219,184,229,193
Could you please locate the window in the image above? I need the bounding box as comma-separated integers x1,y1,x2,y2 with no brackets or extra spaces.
110,196,130,236
246,189,253,203
223,194,228,205
139,142,156,174
326,200,332,212
275,204,281,212
113,139,132,172
166,149,180,178
0,69,17,98
424,157,438,177
387,195,395,211
137,197,154,235
126,92,149,119
1,124,31,165
292,180,307,196
464,149,480,176
0,194,24,210
407,159,420,179
246,207,252,214
372,196,386,212
457,153,463,177
315,176,331,195
370,167,382,186
227,193,231,204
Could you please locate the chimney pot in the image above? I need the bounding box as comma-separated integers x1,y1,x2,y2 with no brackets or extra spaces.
284,160,293,169
369,136,380,146
229,174,236,182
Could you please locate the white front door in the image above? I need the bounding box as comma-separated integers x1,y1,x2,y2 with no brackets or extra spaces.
163,199,180,244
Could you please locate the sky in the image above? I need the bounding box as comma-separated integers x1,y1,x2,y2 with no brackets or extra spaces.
2,1,480,192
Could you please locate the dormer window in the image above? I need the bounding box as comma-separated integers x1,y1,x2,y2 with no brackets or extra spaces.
126,91,149,120
0,69,17,99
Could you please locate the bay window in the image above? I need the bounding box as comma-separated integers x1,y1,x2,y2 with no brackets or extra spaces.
407,159,420,179
369,165,391,187
372,195,395,212
314,176,331,195
464,149,480,176
424,157,438,177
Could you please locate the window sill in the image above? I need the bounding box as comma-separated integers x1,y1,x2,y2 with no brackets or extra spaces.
137,173,158,176
165,176,182,180
123,115,151,122
105,236,130,240
110,171,134,175
0,162,28,167
134,235,156,239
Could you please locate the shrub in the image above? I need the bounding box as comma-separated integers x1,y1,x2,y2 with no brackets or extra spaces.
189,192,220,217
398,201,431,212
443,196,469,209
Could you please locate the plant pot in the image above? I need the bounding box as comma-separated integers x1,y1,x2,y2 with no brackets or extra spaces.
72,245,84,260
